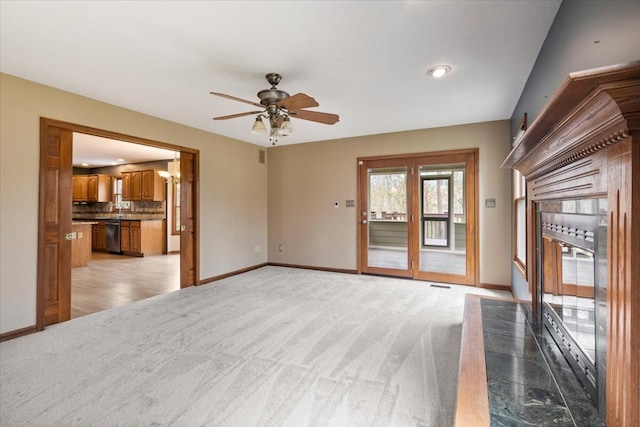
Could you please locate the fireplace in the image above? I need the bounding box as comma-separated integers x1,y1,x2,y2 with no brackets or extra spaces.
502,62,639,425
537,198,607,412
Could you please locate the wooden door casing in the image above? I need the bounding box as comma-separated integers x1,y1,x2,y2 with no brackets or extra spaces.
38,120,73,329
38,119,199,329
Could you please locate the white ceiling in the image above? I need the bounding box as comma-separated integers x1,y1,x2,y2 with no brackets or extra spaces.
1,0,561,152
72,133,176,168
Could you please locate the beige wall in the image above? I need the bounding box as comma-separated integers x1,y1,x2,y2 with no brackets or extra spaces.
0,73,268,334
267,121,512,286
0,72,511,335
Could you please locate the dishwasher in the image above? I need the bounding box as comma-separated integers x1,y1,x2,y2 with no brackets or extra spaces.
105,219,121,253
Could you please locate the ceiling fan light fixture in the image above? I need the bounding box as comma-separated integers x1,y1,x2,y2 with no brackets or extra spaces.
269,127,279,145
278,116,294,136
427,65,451,78
250,116,267,134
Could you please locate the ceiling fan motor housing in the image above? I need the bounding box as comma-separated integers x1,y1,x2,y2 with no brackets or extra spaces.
257,88,290,106
257,73,290,107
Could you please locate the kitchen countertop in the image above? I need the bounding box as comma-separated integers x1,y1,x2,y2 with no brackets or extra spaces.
73,214,166,221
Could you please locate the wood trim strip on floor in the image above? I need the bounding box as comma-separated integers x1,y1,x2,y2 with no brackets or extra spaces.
0,325,37,342
199,263,268,284
268,262,358,275
454,294,490,427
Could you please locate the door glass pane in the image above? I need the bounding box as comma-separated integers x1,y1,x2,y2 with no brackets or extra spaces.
423,177,449,246
367,167,408,269
418,165,466,275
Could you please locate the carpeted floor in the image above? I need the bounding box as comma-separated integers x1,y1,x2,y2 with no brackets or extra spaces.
1,266,509,426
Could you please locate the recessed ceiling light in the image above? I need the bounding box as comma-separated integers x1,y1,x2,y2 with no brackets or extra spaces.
116,158,125,162
110,162,118,165
81,163,89,167
427,65,451,78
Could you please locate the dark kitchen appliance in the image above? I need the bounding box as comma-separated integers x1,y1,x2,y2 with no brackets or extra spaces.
105,219,121,253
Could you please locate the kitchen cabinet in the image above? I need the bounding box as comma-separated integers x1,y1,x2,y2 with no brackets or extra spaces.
121,221,130,252
73,174,111,202
122,173,131,200
120,220,165,256
71,222,93,267
72,176,88,202
87,174,111,202
122,170,165,201
92,220,107,252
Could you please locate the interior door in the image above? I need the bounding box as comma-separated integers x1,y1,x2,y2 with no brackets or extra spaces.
179,151,198,287
37,120,73,328
358,158,413,278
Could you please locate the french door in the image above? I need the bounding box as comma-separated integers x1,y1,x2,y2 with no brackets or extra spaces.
358,149,478,285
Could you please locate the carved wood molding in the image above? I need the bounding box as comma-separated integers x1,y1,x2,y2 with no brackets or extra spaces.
503,61,640,177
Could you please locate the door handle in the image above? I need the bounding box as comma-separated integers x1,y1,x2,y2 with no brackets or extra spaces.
362,220,368,225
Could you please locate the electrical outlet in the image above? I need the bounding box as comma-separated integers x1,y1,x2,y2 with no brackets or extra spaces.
77,232,83,238
278,244,284,252
254,245,262,253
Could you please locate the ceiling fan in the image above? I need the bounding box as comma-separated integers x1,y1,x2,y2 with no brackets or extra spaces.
210,73,339,145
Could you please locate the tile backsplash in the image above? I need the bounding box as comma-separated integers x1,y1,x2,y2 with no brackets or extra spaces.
73,201,165,216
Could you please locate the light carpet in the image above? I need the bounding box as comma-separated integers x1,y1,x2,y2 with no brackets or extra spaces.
1,266,509,426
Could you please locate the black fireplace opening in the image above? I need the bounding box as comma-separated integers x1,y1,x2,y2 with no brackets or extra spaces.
537,198,607,415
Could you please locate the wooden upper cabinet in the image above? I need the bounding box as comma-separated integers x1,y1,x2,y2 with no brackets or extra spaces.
131,171,142,200
87,174,111,202
142,170,165,201
122,170,165,201
121,172,131,200
73,174,110,202
72,175,88,201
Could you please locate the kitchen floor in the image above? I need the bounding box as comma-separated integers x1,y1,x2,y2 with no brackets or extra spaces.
71,252,181,319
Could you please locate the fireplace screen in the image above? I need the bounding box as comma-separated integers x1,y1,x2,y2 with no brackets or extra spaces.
538,198,607,409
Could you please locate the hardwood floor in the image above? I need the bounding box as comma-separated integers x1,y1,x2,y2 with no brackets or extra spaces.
71,252,180,319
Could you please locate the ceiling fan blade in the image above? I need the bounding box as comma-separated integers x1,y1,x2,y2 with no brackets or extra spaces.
291,109,340,125
210,92,263,108
277,93,319,111
213,110,263,120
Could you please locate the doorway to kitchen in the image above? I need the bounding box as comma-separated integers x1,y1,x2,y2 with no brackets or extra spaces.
358,149,478,285
37,118,199,329
70,132,184,319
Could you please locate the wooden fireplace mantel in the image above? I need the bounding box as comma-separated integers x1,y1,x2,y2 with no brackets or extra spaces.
503,61,639,427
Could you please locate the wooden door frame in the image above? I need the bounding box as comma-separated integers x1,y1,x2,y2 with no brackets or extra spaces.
37,118,200,330
357,148,479,286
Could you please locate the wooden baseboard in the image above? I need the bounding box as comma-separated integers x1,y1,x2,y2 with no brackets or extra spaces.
0,324,37,342
477,282,511,291
268,262,358,275
199,263,268,284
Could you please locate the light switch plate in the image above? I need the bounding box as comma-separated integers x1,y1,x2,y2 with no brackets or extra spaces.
485,198,496,208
